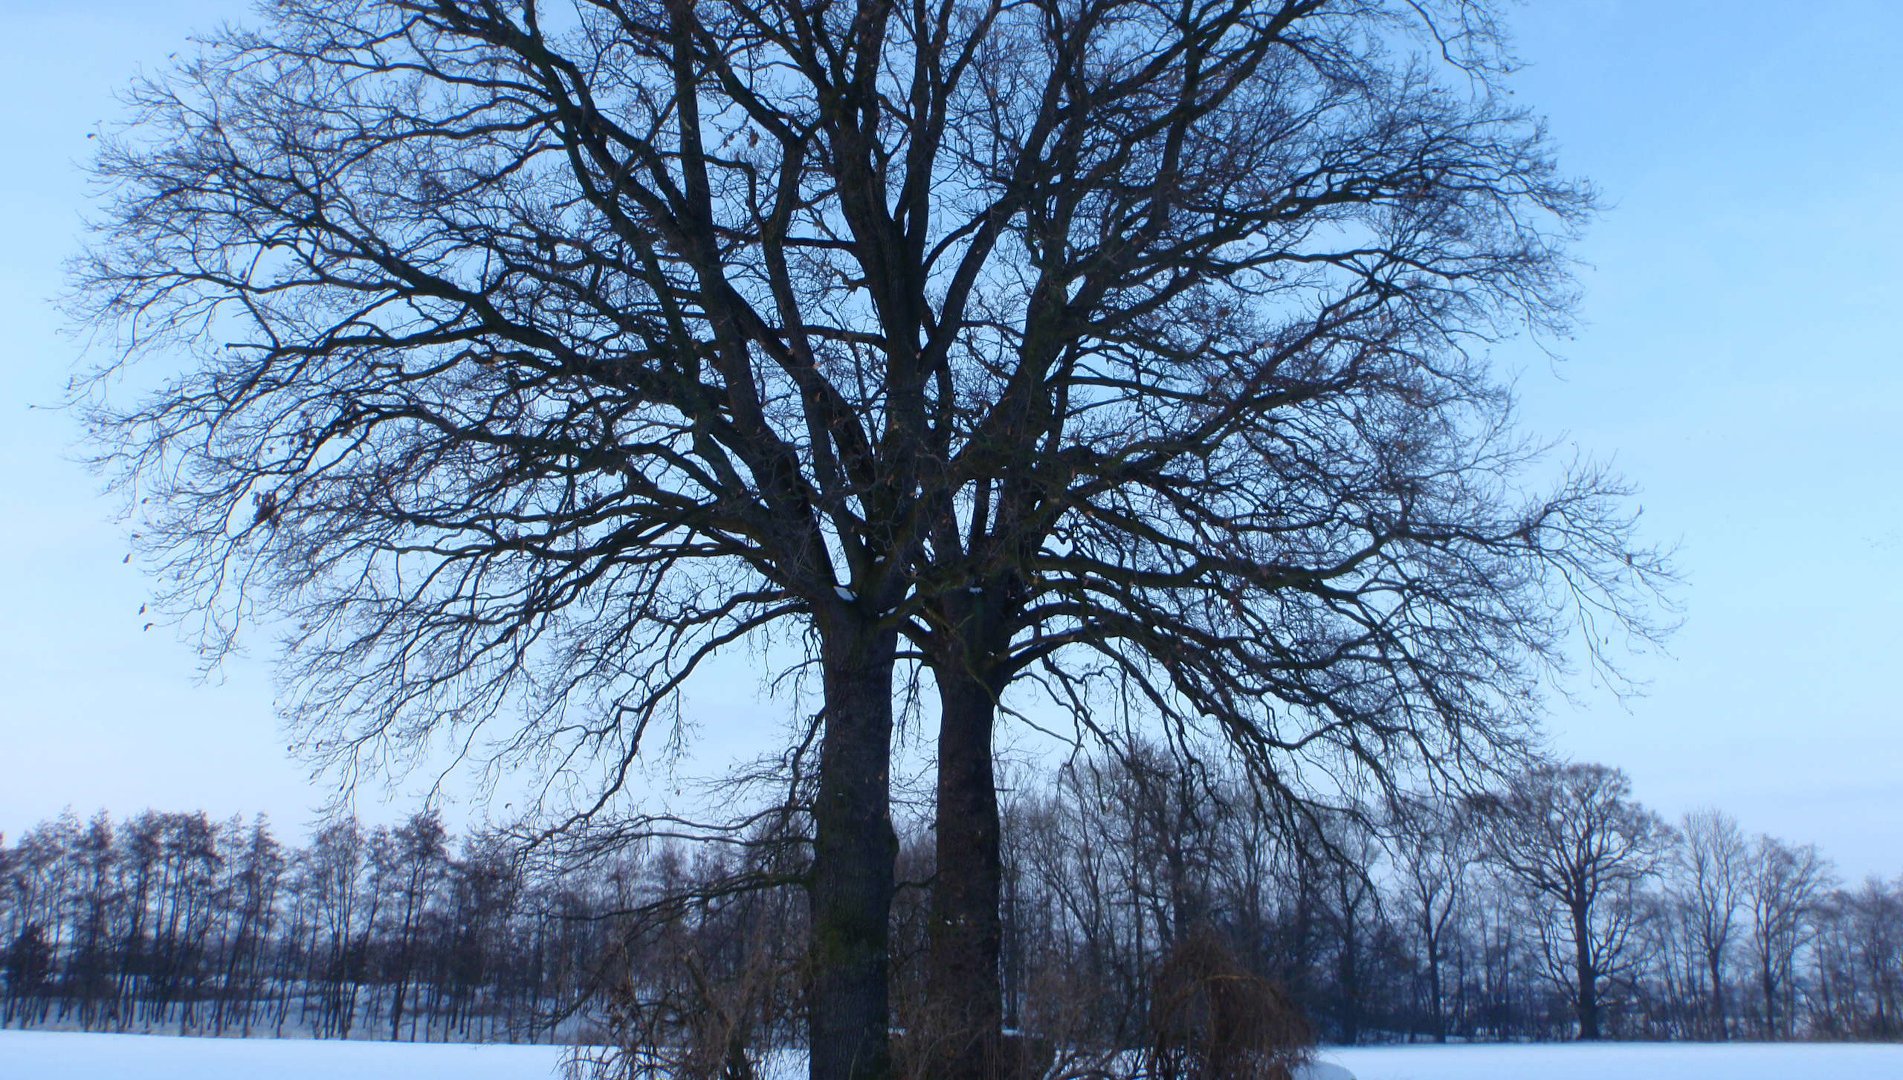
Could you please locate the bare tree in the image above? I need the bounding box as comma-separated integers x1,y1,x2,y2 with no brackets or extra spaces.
1811,876,1903,1040
1744,835,1830,1038
1668,808,1746,1039
376,811,449,1042
306,818,377,1038
1387,797,1477,1042
216,816,286,1038
898,0,1670,1068
1478,763,1671,1039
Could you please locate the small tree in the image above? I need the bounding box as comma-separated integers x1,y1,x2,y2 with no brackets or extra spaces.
1146,926,1313,1080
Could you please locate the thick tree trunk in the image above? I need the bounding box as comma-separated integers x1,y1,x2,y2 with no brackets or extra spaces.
925,664,1004,1080
810,625,900,1080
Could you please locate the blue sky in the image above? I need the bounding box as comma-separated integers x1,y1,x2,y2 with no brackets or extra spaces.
0,1,1898,876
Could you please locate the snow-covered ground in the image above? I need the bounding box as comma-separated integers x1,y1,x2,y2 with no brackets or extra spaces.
0,1030,568,1080
1323,1041,1903,1079
5,1030,1903,1079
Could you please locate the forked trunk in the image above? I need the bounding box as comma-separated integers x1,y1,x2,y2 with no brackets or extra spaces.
810,625,900,1080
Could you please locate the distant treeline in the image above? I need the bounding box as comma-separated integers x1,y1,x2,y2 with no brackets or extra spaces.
2,750,1899,1052
0,809,593,1042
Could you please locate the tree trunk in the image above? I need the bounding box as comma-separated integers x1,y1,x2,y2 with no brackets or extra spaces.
810,624,900,1080
1339,916,1361,1044
925,664,1004,1080
1707,951,1727,1041
391,973,407,1042
1761,956,1776,1039
1573,906,1600,1040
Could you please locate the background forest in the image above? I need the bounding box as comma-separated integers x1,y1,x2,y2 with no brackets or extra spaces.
3,751,1897,1058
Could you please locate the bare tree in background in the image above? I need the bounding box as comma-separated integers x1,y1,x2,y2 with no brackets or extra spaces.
1669,808,1746,1039
1478,764,1671,1040
71,0,1668,1075
1388,796,1478,1043
1744,835,1831,1039
8,790,1903,1047
1812,876,1903,1040
375,811,450,1042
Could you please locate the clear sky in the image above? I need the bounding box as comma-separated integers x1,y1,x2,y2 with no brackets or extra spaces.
1,1,1898,876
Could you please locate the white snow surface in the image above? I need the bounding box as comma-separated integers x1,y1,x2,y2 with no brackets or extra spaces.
5,1032,1903,1080
1320,1041,1903,1079
0,1030,568,1080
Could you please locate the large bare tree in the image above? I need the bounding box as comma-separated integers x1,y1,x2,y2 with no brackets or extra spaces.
75,1,952,1071
73,0,1666,1076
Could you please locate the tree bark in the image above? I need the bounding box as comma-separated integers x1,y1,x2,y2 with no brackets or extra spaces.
811,623,900,1080
926,663,1004,1080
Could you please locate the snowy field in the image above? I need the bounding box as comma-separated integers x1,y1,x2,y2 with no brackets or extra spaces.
5,1031,1903,1080
0,1030,570,1080
1324,1041,1903,1079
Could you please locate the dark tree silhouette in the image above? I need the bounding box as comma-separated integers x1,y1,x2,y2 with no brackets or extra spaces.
70,0,1006,1069
71,1,1668,1076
